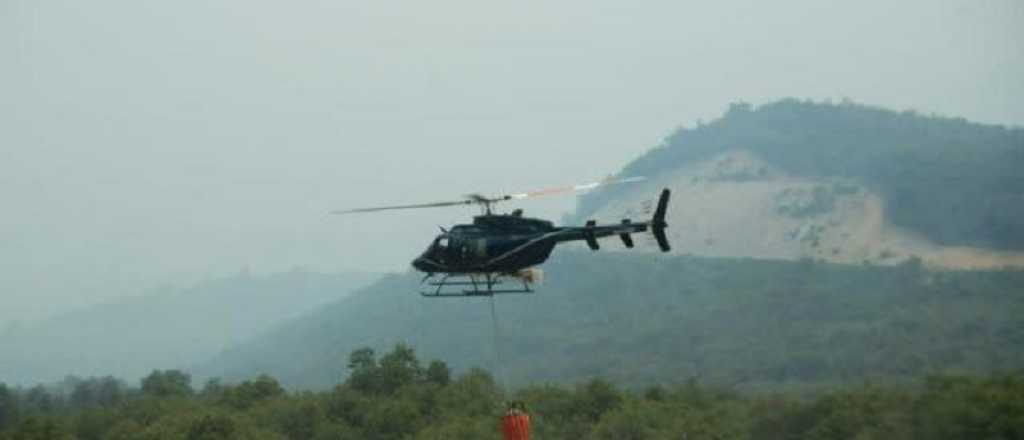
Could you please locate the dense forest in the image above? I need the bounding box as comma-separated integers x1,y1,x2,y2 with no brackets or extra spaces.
577,99,1024,250
2,345,1022,439
201,252,1024,392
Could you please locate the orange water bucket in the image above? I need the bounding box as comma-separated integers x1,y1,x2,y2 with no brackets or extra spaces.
502,412,531,440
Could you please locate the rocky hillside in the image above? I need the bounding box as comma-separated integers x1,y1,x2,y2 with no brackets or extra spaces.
591,150,1024,269
577,100,1024,268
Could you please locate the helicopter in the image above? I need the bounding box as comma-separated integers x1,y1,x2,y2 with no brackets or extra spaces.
333,178,671,297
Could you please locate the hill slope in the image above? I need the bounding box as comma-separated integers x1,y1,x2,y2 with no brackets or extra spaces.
579,100,1024,252
0,271,376,385
200,253,1024,391
588,149,1024,269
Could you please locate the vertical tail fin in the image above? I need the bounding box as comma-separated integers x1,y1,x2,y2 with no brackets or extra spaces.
584,220,600,250
651,189,670,252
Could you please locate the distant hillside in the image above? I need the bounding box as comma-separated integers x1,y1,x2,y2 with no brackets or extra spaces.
199,253,1024,392
578,100,1024,251
0,271,376,385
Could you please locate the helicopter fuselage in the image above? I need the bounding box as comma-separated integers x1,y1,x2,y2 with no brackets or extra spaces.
412,215,559,274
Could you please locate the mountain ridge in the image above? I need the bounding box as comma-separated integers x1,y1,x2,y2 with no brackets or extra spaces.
579,99,1024,251
0,270,377,385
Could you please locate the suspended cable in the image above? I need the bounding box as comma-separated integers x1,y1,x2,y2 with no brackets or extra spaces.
489,294,508,391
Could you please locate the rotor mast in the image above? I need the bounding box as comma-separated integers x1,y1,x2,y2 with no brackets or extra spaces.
465,194,512,215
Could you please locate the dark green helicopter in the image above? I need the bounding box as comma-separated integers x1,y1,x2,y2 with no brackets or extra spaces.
333,178,670,297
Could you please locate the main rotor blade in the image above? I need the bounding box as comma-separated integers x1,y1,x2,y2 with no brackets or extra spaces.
330,176,645,215
330,199,473,214
507,176,645,200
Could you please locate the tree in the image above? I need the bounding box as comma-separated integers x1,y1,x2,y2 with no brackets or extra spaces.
187,413,236,440
438,368,500,418
9,415,70,440
326,385,370,428
591,400,660,440
915,374,1024,439
377,343,423,394
200,378,226,400
70,377,124,409
0,383,17,431
573,379,623,422
346,344,425,395
220,375,284,410
346,348,379,394
425,360,451,386
72,408,120,440
259,397,328,440
22,386,57,415
141,370,193,398
363,399,421,440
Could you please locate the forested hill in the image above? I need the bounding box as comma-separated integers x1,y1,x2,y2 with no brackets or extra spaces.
200,252,1024,391
0,271,376,385
578,100,1024,250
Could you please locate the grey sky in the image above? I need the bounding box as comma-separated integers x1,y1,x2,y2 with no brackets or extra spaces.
2,0,1022,323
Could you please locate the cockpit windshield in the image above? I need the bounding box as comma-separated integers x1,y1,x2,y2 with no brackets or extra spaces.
435,236,449,250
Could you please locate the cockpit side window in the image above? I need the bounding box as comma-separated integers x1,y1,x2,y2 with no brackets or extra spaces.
437,237,449,250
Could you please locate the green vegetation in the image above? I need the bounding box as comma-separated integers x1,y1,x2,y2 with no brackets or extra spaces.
2,346,1022,439
579,99,1024,249
202,252,1024,393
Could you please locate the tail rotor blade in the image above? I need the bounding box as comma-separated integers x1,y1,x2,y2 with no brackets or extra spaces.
507,176,645,200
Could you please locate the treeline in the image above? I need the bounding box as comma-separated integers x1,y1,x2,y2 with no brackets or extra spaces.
2,345,1022,439
578,99,1024,249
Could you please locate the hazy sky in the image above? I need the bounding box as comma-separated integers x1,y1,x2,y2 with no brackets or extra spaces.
2,0,1022,323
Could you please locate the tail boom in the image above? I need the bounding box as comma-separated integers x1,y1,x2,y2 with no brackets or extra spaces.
556,188,671,252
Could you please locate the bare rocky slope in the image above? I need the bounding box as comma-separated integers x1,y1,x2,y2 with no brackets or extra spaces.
591,150,1024,270
577,99,1024,269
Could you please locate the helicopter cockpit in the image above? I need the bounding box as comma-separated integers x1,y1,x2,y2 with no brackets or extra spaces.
431,234,452,256
412,234,451,272
413,229,489,272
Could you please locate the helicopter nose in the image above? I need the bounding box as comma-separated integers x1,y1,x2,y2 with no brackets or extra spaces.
411,257,426,272
411,257,436,273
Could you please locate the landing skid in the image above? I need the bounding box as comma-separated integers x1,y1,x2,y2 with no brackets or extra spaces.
421,273,534,298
